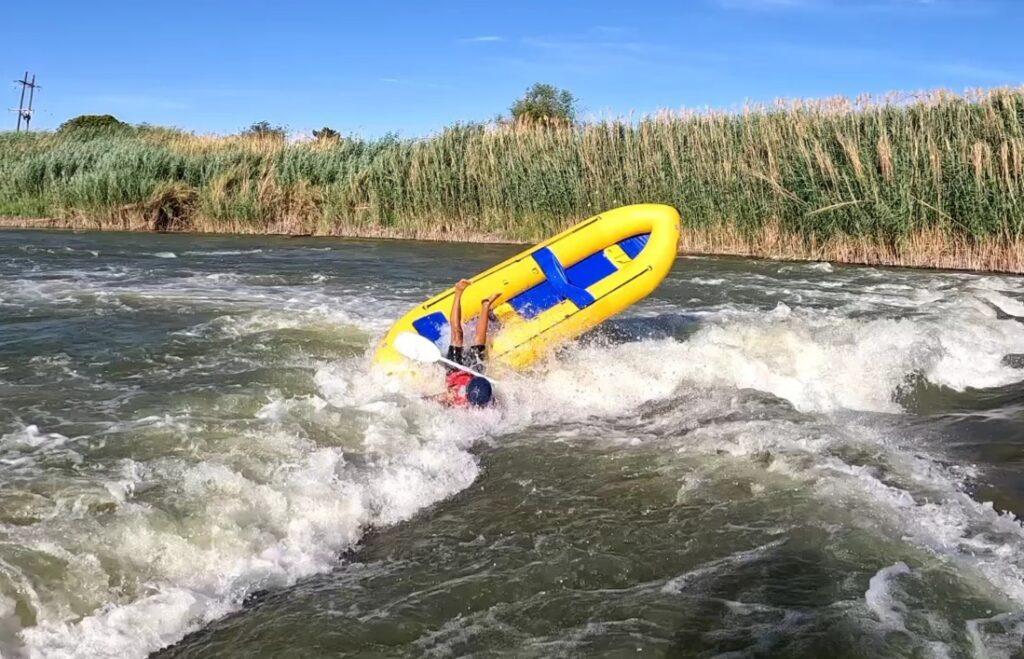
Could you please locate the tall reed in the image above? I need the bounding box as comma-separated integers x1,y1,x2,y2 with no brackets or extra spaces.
1,87,1022,270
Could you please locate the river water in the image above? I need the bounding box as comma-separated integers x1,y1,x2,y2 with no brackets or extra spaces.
1,230,1023,658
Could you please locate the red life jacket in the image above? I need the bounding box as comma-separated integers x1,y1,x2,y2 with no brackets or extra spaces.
445,370,473,407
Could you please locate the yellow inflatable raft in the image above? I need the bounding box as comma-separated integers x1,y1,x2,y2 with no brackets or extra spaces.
374,203,681,370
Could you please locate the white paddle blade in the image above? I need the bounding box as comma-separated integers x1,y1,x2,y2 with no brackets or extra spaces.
394,332,443,363
395,332,499,383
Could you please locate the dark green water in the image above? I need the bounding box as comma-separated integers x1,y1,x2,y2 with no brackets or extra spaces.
1,230,1023,658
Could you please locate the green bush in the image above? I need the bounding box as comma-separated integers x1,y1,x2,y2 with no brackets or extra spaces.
242,121,286,140
58,114,130,133
511,83,578,125
313,127,340,141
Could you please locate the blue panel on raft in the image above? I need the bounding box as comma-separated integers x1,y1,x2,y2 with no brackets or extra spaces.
566,250,617,289
531,248,596,310
412,311,448,342
508,281,561,319
619,233,650,259
509,247,620,319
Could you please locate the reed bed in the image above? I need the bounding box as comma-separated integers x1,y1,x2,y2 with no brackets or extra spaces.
1,87,1023,271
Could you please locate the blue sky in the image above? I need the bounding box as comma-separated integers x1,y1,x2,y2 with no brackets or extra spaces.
3,0,1021,136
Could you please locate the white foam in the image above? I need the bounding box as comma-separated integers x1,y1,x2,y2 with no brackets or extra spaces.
647,298,1023,414
662,540,786,594
658,397,1024,612
965,612,1024,658
817,459,1024,606
10,354,494,659
182,249,264,256
975,289,1024,317
865,562,912,630
781,262,833,273
255,394,329,421
21,588,233,658
0,593,21,653
1,425,70,452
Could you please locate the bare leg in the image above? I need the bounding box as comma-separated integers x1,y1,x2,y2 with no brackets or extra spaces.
451,279,471,347
475,293,500,345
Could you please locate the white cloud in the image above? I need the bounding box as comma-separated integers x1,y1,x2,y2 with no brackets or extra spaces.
459,35,504,43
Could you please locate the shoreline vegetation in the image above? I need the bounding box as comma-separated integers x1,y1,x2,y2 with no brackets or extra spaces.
1,88,1023,272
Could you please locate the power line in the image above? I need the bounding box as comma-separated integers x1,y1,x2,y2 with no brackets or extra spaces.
11,71,40,131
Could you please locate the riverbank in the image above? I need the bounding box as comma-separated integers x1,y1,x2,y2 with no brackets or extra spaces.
4,216,1023,273
2,87,1023,272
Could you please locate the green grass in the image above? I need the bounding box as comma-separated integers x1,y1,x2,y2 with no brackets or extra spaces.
1,87,1023,268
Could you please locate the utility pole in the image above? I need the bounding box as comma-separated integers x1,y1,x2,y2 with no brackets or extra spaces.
12,72,40,131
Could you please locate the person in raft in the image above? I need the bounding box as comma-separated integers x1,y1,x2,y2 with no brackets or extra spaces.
444,279,499,407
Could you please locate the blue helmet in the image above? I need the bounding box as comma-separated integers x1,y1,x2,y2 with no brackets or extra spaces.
466,376,493,407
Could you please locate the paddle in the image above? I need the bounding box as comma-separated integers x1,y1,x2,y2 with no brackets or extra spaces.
394,332,496,382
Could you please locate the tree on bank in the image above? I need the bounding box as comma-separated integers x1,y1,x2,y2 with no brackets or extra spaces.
243,121,286,139
510,83,578,125
58,114,129,133
313,126,340,142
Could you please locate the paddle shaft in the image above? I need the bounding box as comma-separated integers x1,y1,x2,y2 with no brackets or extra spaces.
437,356,493,382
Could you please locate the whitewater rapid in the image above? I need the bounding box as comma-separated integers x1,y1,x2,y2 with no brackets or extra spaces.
1,233,1023,657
